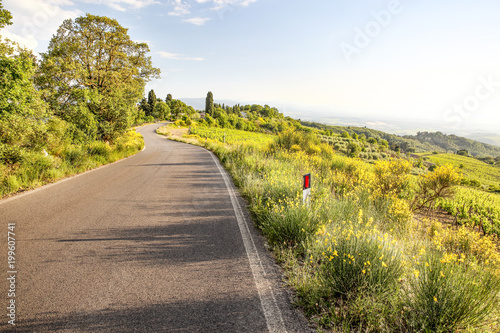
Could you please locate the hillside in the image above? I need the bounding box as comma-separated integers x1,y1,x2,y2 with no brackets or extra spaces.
301,121,500,158
406,132,500,157
302,121,445,153
468,133,500,147
421,153,500,192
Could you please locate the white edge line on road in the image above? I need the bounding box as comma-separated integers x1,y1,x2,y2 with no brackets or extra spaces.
207,149,287,333
0,139,147,206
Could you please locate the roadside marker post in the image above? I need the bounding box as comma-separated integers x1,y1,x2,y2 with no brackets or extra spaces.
303,173,311,206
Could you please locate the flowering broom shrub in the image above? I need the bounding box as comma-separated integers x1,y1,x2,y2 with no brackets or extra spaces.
310,210,404,298
404,249,500,332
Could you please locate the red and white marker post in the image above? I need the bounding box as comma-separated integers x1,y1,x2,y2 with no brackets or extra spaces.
303,173,311,206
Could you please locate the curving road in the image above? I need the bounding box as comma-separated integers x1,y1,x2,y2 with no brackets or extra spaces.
0,124,310,332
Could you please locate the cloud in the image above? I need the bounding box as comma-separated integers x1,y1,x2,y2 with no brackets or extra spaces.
166,0,256,18
157,51,204,61
195,0,257,10
3,0,82,51
183,17,210,25
168,0,190,16
80,0,159,11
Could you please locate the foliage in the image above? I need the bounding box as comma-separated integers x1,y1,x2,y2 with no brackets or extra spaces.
409,131,500,158
168,98,191,119
260,197,317,251
272,129,321,154
311,211,404,298
0,2,52,171
0,5,146,198
411,164,462,212
153,101,170,120
205,91,214,116
0,130,143,197
303,120,439,154
36,14,160,140
0,0,12,29
189,126,275,147
404,249,500,332
373,160,412,197
436,186,500,236
425,220,500,271
0,49,49,150
425,153,500,191
147,89,157,117
318,134,388,161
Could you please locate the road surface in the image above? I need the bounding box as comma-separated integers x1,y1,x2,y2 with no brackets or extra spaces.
0,124,311,332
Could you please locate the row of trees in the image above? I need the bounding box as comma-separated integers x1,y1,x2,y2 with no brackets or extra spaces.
203,91,300,133
138,90,197,122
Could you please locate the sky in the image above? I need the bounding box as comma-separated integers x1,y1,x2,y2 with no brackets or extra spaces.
2,0,500,135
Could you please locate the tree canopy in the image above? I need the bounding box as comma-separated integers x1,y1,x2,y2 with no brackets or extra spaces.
36,14,160,140
0,2,49,154
0,1,12,29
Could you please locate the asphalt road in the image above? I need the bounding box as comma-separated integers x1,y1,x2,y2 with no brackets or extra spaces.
0,124,311,332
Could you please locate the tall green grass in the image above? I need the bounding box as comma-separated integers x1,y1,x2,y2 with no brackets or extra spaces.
0,130,144,197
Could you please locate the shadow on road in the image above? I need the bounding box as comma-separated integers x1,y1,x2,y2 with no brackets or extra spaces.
3,296,267,332
55,194,247,267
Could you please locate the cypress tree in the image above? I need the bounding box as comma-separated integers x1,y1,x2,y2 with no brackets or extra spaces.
205,91,214,116
146,89,157,116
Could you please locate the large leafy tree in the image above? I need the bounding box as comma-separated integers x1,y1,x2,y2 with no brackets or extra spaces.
0,1,49,159
0,1,12,29
36,14,160,140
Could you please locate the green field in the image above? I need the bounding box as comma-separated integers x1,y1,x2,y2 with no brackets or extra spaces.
424,153,500,190
189,126,276,147
436,186,500,235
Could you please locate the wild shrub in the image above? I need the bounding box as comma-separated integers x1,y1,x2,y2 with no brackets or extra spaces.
259,198,317,251
404,249,500,332
310,210,404,299
427,221,500,272
273,129,321,153
63,146,86,166
87,141,111,158
115,130,144,153
373,159,412,197
411,164,462,212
